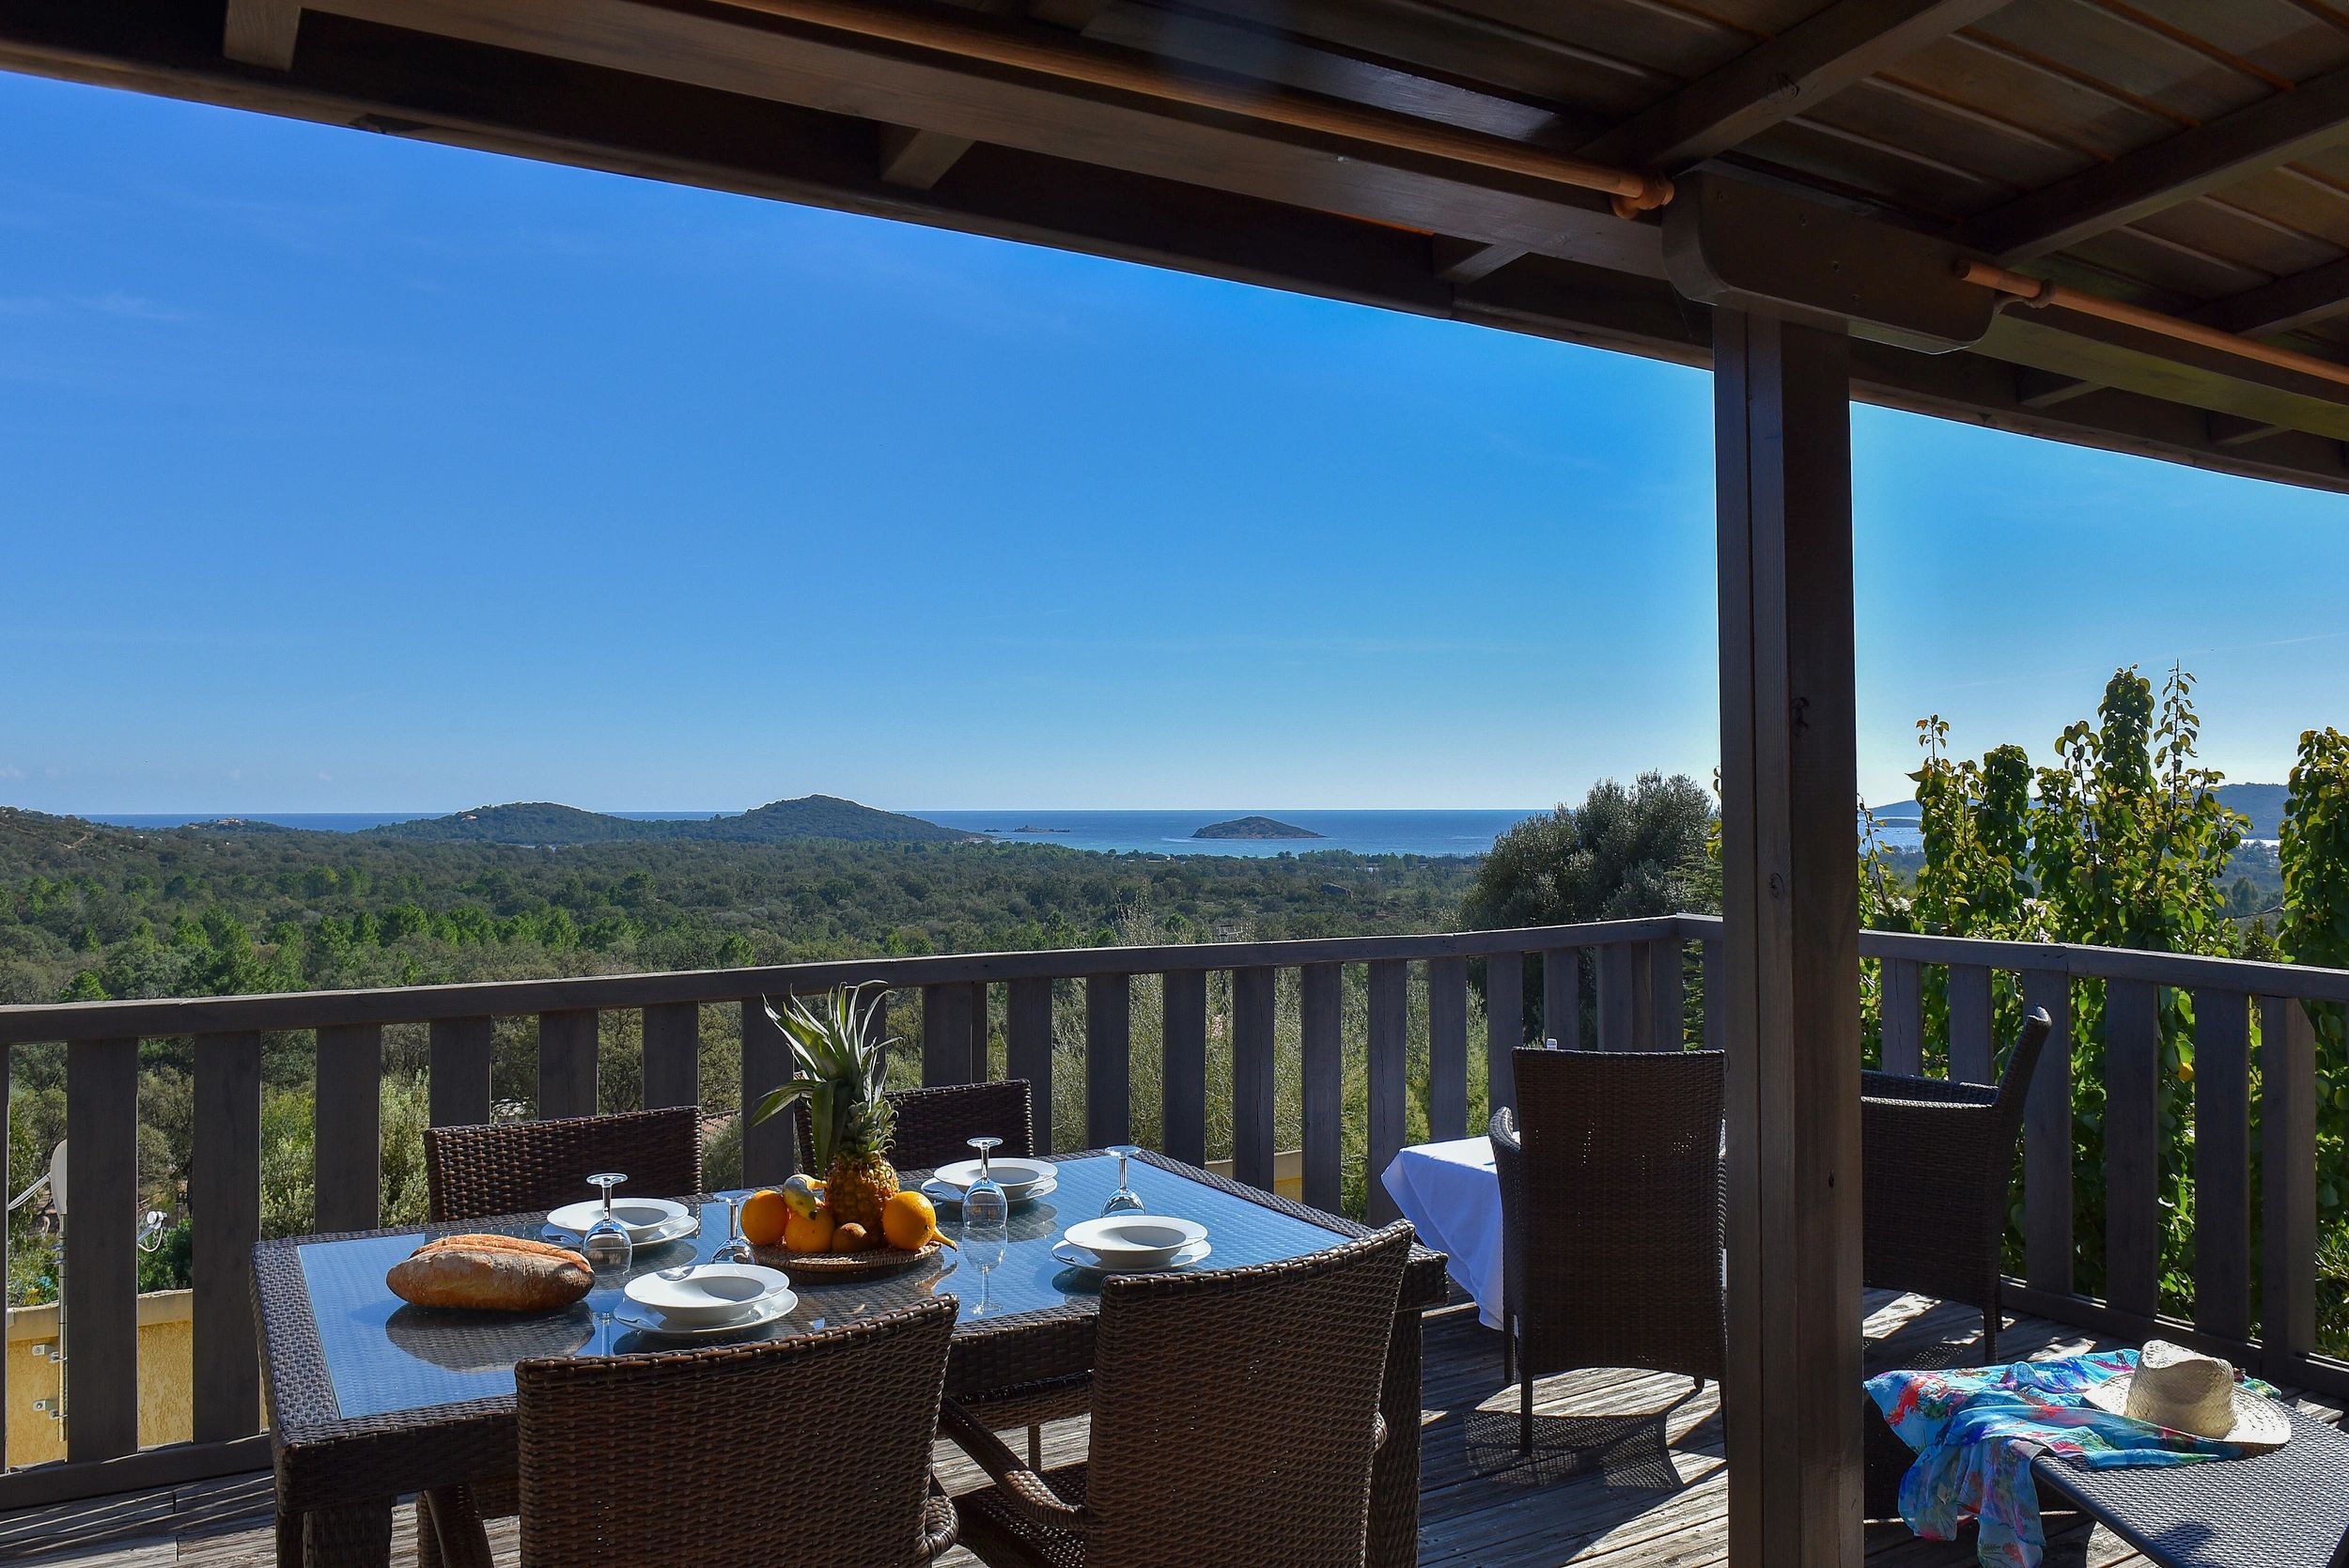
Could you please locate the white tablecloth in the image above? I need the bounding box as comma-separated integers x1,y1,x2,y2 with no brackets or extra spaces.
1379,1136,1502,1328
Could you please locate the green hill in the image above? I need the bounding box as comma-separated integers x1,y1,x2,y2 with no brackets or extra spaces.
367,795,970,846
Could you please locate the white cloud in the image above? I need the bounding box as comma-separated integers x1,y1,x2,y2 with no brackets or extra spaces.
0,764,23,780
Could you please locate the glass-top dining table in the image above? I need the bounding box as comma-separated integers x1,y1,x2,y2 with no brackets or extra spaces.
256,1149,1450,1567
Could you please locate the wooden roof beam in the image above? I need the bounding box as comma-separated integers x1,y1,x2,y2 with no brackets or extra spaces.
1440,0,2015,282
1968,63,2349,263
223,0,299,68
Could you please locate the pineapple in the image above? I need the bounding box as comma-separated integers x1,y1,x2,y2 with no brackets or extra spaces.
750,983,900,1242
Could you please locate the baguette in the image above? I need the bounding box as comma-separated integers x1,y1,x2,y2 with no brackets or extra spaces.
417,1233,588,1267
387,1245,592,1312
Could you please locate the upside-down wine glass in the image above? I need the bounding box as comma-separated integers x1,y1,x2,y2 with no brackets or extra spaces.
961,1137,1008,1314
1100,1144,1146,1218
582,1172,632,1352
712,1190,754,1265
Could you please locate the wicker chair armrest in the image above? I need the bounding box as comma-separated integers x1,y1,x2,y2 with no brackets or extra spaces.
1861,1070,1999,1108
917,1486,959,1563
938,1398,1089,1537
1372,1411,1388,1453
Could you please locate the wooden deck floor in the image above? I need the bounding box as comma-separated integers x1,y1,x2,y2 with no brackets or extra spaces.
1,1295,2338,1567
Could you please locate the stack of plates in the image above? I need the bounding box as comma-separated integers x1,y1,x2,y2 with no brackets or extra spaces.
544,1196,698,1250
925,1157,1059,1208
1052,1215,1211,1275
616,1263,797,1339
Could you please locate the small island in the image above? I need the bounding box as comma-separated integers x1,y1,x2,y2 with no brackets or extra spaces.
1193,815,1323,840
1010,825,1073,834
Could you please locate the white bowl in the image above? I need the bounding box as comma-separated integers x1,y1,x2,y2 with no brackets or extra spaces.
931,1157,1055,1201
623,1263,791,1327
1063,1215,1207,1268
546,1196,691,1244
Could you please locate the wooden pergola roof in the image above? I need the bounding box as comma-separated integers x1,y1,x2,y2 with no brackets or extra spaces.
11,0,2349,491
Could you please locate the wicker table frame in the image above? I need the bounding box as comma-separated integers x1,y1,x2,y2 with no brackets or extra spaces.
254,1150,1448,1568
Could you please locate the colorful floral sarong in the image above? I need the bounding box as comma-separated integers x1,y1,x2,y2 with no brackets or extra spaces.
1866,1350,2271,1568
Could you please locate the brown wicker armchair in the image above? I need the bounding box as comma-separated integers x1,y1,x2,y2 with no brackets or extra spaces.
1490,1048,1726,1452
421,1299,959,1568
424,1105,703,1222
941,1224,1414,1568
796,1078,1037,1172
1860,1005,2054,1360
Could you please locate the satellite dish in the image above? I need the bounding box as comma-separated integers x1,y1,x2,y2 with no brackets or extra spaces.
48,1141,66,1217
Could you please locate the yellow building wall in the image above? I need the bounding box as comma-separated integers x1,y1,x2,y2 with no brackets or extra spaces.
6,1290,194,1466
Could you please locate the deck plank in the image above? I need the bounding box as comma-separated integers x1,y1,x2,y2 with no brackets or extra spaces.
0,1298,2335,1567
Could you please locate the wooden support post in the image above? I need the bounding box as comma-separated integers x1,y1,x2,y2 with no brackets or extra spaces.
640,1002,700,1111
66,1039,140,1462
1085,974,1130,1147
1160,970,1208,1165
740,999,794,1184
314,1023,382,1232
193,1032,261,1443
1714,308,1863,1568
428,1017,491,1128
1299,965,1342,1209
1365,960,1408,1225
1485,954,1522,1110
537,1009,599,1121
1232,968,1277,1190
1426,957,1470,1140
1006,979,1054,1154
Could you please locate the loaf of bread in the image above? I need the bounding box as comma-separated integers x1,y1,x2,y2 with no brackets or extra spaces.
387,1244,592,1312
417,1233,589,1266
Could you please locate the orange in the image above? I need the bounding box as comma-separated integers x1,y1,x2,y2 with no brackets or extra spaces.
783,1208,835,1254
881,1190,941,1251
831,1222,871,1253
739,1188,791,1248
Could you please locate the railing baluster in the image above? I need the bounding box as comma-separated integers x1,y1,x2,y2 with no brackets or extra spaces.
2260,996,2318,1362
1085,974,1130,1146
1005,978,1054,1154
740,1000,795,1183
2192,988,2251,1346
1648,938,1686,1048
968,980,990,1081
1948,963,1994,1083
921,983,972,1087
537,1010,599,1120
1485,954,1521,1111
1234,967,1278,1190
641,1002,700,1110
1367,960,1408,1224
1426,957,1469,1141
65,1037,139,1462
1541,948,1582,1048
1596,941,1636,1049
193,1030,261,1443
2104,978,2163,1320
1300,965,1342,1206
315,1023,382,1232
1879,957,1922,1075
1702,940,1725,1052
2020,970,2072,1296
428,1017,492,1127
1160,970,1207,1165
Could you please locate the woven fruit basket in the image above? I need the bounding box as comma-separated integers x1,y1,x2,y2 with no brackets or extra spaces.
751,1239,944,1279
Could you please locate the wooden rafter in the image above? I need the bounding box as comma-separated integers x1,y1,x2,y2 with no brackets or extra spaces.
1968,62,2349,262
1439,0,2016,283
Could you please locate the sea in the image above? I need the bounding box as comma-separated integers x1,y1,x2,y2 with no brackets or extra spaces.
80,807,1925,858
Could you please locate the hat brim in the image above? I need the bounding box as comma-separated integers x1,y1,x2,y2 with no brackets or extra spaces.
2081,1374,2293,1452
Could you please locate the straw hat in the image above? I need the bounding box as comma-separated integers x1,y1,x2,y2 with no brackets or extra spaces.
2081,1341,2291,1452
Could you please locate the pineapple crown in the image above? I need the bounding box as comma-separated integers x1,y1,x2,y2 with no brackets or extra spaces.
748,982,896,1171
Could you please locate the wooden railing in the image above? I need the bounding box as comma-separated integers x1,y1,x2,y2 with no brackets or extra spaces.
0,913,2341,1504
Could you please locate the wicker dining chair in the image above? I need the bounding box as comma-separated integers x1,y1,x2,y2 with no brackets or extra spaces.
795,1078,1038,1172
941,1223,1414,1568
1490,1047,1726,1452
420,1298,959,1567
1860,1005,2055,1361
424,1104,704,1222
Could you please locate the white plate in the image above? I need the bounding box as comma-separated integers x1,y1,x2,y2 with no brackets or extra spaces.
930,1157,1055,1200
614,1289,798,1340
543,1211,699,1252
1052,1239,1212,1275
623,1263,791,1327
1063,1215,1208,1268
545,1197,691,1244
922,1174,1057,1209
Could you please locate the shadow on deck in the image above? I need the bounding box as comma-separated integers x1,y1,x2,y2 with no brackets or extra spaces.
1,1295,2337,1566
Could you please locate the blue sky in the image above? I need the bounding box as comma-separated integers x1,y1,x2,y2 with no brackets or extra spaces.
4,73,2346,815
